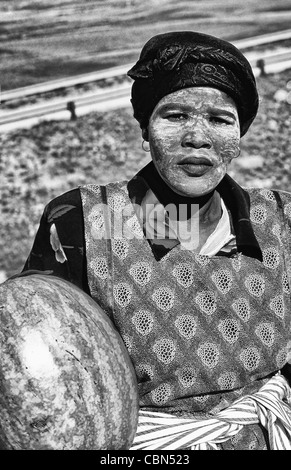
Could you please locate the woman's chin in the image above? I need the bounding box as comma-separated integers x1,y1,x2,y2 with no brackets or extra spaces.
167,179,223,198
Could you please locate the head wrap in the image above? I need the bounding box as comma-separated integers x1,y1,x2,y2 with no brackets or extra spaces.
127,31,259,137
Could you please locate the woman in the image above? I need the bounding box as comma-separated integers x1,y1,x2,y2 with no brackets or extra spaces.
22,31,291,450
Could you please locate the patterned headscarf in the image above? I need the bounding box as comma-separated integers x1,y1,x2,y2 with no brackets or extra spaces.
127,31,259,137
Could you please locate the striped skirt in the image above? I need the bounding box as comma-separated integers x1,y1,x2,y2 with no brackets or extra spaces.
130,373,291,450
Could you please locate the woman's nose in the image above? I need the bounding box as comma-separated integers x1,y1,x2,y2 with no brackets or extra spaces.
181,129,211,149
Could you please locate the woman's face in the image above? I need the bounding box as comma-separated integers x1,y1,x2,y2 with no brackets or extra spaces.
147,86,240,197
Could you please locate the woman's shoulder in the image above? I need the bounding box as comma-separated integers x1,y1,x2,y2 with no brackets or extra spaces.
47,186,81,204
272,188,291,204
43,187,83,223
244,187,291,227
43,180,129,220
243,186,291,205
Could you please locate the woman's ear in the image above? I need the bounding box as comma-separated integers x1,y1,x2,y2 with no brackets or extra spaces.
142,127,149,142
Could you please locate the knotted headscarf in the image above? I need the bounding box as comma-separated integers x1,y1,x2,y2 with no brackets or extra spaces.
127,31,259,137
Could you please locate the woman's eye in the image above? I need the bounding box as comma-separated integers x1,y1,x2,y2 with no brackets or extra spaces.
164,113,187,121
210,116,232,125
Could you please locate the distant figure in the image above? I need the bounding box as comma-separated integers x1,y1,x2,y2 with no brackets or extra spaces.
67,101,77,121
256,58,266,76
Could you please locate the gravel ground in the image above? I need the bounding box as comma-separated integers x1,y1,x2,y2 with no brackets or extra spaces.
1,68,291,280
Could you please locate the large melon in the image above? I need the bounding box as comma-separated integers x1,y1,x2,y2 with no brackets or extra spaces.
0,274,139,450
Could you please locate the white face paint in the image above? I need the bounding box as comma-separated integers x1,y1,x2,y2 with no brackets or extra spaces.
147,87,240,197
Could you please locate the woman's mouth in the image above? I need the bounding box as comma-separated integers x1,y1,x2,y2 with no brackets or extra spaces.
178,156,213,176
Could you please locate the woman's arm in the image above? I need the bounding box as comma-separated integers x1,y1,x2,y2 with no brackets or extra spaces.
21,188,90,295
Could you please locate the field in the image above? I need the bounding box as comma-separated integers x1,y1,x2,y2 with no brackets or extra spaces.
0,0,291,89
1,1,291,280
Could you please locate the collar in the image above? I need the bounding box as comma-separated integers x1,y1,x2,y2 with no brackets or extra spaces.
198,198,235,256
127,162,263,262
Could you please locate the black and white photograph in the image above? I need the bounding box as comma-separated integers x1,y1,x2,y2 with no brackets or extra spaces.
0,0,291,453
